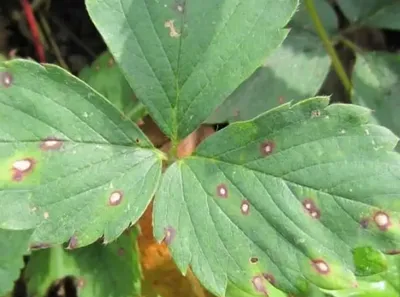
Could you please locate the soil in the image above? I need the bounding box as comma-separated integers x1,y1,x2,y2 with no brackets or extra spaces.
1,1,400,297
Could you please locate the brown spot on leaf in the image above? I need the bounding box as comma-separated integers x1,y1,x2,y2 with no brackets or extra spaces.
216,184,228,198
260,141,275,156
163,226,176,245
252,275,268,295
11,158,35,182
386,250,400,255
67,235,78,249
278,96,285,105
311,110,321,117
174,1,185,13
30,243,51,250
250,257,258,264
241,200,250,215
109,190,123,206
1,71,13,87
40,138,63,151
302,198,320,219
263,273,276,285
360,218,369,228
373,211,391,231
311,259,330,275
164,20,181,38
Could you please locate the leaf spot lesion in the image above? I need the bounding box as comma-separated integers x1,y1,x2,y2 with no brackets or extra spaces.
109,190,124,206
0,71,13,88
241,200,250,215
163,226,176,245
311,259,330,275
40,137,63,151
373,211,391,231
216,184,228,198
260,141,275,156
251,275,268,295
11,158,36,181
164,20,181,38
302,198,320,219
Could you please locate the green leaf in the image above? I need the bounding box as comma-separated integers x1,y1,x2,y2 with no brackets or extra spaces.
86,0,298,141
290,0,338,33
0,229,32,296
0,59,163,247
206,30,331,123
353,247,387,276
351,52,400,142
325,255,400,297
153,97,400,296
79,51,147,123
26,228,141,297
337,0,400,30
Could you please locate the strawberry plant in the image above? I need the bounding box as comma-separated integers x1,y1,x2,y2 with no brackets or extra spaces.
1,0,400,297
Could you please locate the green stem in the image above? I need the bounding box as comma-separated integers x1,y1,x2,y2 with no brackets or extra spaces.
125,102,148,122
304,0,352,97
339,37,364,54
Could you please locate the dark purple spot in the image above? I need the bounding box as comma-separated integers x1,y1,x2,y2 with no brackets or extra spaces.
250,257,258,264
260,141,275,156
251,275,268,295
360,218,369,228
40,138,63,151
163,226,176,245
135,138,140,143
311,259,330,275
30,243,51,250
109,190,123,206
263,273,276,285
11,158,36,182
67,235,78,249
373,211,391,231
241,200,250,215
118,248,125,256
216,184,228,198
302,198,320,219
1,72,13,88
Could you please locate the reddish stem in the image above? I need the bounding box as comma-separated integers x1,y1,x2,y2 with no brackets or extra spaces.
20,0,46,63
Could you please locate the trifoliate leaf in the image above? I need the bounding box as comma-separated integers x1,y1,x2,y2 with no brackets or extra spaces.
351,52,400,142
79,51,147,123
0,229,32,296
154,97,400,296
0,59,163,247
26,229,141,297
206,30,331,123
337,0,400,30
86,0,298,141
